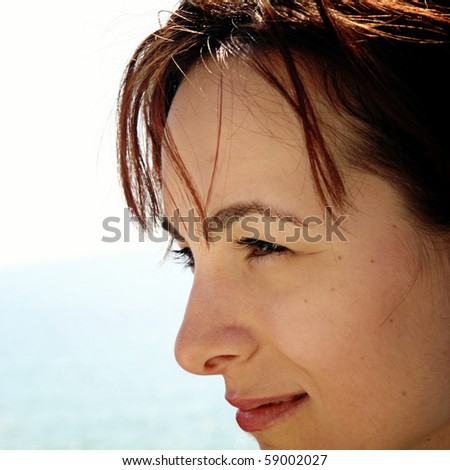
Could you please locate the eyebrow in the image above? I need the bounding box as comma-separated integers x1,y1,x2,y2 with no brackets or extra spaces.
213,201,305,227
161,201,304,242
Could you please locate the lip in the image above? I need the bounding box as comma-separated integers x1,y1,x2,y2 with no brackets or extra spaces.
226,392,308,433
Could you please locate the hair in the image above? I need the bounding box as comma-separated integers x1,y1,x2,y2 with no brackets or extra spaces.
117,0,450,241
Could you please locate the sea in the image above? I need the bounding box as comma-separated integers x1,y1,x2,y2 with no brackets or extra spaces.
0,250,258,450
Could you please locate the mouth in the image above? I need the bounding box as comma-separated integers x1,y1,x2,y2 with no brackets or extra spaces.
226,392,308,433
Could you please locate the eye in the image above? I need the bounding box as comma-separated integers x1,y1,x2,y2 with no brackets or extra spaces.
237,237,289,260
168,246,194,270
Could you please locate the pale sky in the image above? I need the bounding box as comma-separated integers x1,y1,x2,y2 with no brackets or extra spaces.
0,0,179,267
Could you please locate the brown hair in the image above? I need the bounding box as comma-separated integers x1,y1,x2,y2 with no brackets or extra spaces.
117,0,450,236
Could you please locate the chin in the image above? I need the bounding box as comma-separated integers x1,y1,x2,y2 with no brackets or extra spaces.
254,434,302,450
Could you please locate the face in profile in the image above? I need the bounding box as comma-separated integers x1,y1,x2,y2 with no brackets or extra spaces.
162,60,450,450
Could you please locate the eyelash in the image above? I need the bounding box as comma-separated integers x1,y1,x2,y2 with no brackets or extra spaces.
168,238,289,270
169,246,195,269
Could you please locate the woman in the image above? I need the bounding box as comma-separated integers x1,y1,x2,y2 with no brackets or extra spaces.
117,1,450,449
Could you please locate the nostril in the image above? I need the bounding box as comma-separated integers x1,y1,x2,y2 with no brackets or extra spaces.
204,354,238,370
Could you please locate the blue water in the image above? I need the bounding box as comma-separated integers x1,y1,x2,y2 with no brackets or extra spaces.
0,251,257,449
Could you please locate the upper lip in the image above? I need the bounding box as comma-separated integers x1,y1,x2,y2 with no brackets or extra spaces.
226,392,307,411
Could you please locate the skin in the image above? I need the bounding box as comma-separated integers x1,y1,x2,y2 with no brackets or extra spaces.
162,59,450,449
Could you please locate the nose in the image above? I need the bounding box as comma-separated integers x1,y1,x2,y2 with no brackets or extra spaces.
174,271,258,375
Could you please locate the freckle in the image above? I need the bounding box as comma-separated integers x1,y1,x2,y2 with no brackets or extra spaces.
330,287,335,292
426,438,431,442
304,299,308,303
370,258,375,263
401,390,407,396
337,255,343,260
360,356,365,361
389,318,394,323
392,224,397,229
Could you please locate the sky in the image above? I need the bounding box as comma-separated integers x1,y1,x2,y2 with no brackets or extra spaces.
0,0,179,267
0,3,261,450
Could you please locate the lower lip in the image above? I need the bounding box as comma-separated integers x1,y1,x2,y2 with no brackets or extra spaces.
235,394,308,433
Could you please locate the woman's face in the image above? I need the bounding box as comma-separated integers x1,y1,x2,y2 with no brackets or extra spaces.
163,61,450,449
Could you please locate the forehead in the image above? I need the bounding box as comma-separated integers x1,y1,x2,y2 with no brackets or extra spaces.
168,58,295,124
166,60,303,149
163,59,325,216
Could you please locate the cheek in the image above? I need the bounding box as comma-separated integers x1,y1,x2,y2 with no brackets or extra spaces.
257,246,420,374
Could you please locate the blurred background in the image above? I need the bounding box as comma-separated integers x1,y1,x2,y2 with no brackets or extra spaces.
0,0,257,449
